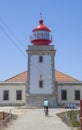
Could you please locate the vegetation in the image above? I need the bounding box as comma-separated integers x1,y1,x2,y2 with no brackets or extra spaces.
67,110,80,127
0,112,9,121
0,112,17,129
57,109,80,128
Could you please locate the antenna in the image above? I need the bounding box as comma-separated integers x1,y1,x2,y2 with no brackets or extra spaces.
40,8,42,19
40,12,42,19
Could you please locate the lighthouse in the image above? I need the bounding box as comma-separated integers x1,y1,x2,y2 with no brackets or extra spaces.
26,18,57,107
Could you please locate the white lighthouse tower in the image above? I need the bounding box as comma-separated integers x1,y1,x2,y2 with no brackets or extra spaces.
26,18,57,107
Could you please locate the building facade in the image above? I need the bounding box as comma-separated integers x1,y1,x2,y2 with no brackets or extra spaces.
0,82,26,106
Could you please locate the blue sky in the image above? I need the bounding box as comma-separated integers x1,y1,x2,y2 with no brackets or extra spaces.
0,0,82,81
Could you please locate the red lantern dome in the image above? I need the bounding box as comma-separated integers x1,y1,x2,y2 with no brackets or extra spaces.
30,18,52,45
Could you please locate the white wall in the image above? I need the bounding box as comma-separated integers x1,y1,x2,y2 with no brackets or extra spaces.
29,55,54,94
0,83,26,105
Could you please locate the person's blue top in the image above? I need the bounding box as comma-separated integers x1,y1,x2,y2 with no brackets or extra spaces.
44,100,48,107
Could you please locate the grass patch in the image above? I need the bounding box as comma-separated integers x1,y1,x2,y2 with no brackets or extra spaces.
67,110,80,127
57,109,80,128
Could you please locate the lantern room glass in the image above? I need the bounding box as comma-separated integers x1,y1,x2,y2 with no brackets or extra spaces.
33,30,49,40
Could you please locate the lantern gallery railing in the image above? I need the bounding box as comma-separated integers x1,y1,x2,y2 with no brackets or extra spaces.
30,33,52,42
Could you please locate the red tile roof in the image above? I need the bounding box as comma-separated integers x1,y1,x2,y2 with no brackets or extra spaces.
5,71,27,82
55,70,79,82
5,70,79,82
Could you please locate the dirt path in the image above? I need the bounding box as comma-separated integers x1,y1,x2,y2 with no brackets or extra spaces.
1,108,72,130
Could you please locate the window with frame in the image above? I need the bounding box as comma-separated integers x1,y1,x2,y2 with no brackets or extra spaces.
61,90,67,100
39,56,43,63
16,90,22,100
3,90,9,100
39,80,43,88
75,90,80,100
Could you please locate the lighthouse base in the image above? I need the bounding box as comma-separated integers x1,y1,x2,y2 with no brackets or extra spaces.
26,94,57,108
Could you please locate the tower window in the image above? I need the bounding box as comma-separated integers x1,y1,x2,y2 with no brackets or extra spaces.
75,90,80,100
39,80,43,88
61,90,67,100
39,56,43,63
3,90,9,100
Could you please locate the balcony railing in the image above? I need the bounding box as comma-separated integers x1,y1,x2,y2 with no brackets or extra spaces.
30,33,52,42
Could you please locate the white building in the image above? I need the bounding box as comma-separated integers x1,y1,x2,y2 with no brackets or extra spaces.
0,18,82,107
